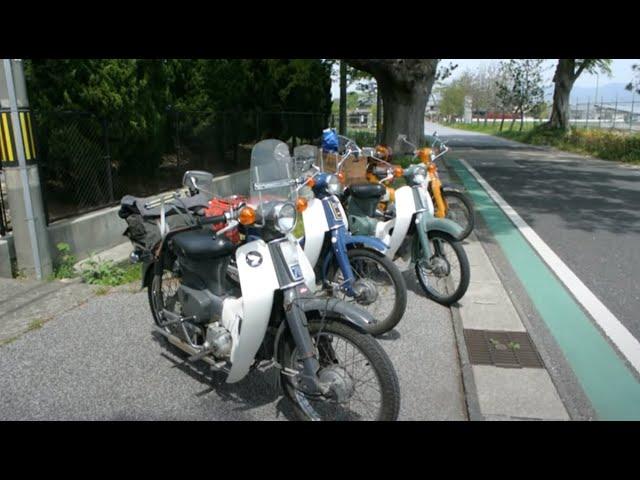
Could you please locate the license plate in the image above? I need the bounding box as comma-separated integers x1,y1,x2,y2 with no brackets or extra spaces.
329,199,343,221
289,263,303,281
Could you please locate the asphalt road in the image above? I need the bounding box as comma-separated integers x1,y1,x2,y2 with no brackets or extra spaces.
0,265,466,421
426,122,640,343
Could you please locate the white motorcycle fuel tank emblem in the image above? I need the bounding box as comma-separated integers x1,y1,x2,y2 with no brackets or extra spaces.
246,251,263,267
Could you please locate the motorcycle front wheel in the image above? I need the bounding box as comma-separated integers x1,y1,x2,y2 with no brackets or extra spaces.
415,231,470,306
326,248,407,336
280,318,400,421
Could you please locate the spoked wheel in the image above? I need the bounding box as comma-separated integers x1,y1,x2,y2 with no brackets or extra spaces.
281,319,400,421
443,190,475,241
415,231,470,306
327,248,407,336
148,266,182,334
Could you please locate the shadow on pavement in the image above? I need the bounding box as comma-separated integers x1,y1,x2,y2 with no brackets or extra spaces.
151,332,297,421
469,154,640,236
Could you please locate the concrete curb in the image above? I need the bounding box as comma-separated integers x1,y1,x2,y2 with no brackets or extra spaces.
439,158,484,421
449,300,484,421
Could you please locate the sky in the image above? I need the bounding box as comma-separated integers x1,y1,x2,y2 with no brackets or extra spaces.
331,59,639,98
441,59,638,87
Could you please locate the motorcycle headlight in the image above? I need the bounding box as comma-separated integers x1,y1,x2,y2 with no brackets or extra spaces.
410,165,427,185
273,202,297,233
326,174,343,195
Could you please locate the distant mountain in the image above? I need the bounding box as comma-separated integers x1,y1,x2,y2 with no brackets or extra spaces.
542,82,636,103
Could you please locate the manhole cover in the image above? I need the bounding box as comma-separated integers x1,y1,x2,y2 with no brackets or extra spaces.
463,329,543,369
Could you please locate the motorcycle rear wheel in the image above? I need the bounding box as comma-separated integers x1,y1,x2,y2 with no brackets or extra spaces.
443,190,475,241
280,318,400,421
148,268,182,332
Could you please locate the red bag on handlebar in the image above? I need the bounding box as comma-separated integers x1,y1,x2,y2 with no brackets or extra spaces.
204,196,247,244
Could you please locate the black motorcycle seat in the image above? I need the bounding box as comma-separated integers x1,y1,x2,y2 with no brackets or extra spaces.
172,229,235,260
349,183,386,199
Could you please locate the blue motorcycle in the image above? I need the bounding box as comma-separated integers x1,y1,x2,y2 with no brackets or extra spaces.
294,146,408,337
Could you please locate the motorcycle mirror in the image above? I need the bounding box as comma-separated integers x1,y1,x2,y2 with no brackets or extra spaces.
361,147,376,157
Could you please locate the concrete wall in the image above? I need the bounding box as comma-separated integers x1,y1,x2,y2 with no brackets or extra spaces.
47,169,250,263
0,169,250,277
0,235,15,278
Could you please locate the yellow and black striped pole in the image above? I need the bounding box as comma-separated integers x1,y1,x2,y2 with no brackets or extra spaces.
1,59,52,279
0,109,37,165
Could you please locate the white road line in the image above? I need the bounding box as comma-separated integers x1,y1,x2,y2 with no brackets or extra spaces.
459,158,640,375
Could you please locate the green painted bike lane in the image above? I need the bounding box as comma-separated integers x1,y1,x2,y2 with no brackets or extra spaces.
449,158,640,420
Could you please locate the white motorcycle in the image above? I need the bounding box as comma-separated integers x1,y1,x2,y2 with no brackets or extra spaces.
339,136,470,306
122,139,401,421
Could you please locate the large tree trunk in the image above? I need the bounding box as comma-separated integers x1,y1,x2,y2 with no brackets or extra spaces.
345,59,439,153
378,76,432,150
547,59,577,130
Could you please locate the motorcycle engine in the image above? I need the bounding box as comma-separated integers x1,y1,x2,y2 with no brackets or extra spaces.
205,324,232,358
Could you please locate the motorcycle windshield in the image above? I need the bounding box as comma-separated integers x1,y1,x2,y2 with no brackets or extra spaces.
292,144,318,177
249,139,296,226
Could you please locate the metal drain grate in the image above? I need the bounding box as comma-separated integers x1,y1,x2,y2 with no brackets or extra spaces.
463,329,544,369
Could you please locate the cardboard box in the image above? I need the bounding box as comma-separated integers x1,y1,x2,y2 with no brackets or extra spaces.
321,151,367,183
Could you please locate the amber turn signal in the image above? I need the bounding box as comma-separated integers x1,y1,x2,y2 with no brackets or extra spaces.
306,177,316,188
238,206,256,226
393,166,404,178
296,197,308,213
337,171,346,184
418,148,431,162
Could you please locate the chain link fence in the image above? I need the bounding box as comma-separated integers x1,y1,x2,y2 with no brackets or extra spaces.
33,110,329,223
568,99,640,132
431,97,640,133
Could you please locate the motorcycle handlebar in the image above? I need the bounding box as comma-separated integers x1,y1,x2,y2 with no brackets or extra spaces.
198,213,228,226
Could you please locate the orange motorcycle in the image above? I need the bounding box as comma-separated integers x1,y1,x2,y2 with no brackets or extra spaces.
372,135,475,240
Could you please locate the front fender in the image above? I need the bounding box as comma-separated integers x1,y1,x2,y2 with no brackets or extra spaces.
345,235,389,255
141,260,155,289
424,215,464,240
293,296,377,332
273,295,377,368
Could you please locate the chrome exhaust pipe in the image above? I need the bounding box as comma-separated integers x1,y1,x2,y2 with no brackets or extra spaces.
153,326,228,372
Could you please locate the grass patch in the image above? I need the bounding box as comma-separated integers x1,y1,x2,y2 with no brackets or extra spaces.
444,122,640,164
0,336,19,347
27,317,47,332
80,257,142,287
94,285,112,296
52,242,77,280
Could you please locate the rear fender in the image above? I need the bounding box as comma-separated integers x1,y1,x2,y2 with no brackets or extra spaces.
344,234,388,255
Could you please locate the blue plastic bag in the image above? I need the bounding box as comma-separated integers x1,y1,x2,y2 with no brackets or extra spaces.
322,128,339,152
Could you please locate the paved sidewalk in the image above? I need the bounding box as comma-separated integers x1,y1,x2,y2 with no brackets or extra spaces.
440,160,570,420
0,277,96,344
454,233,568,420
